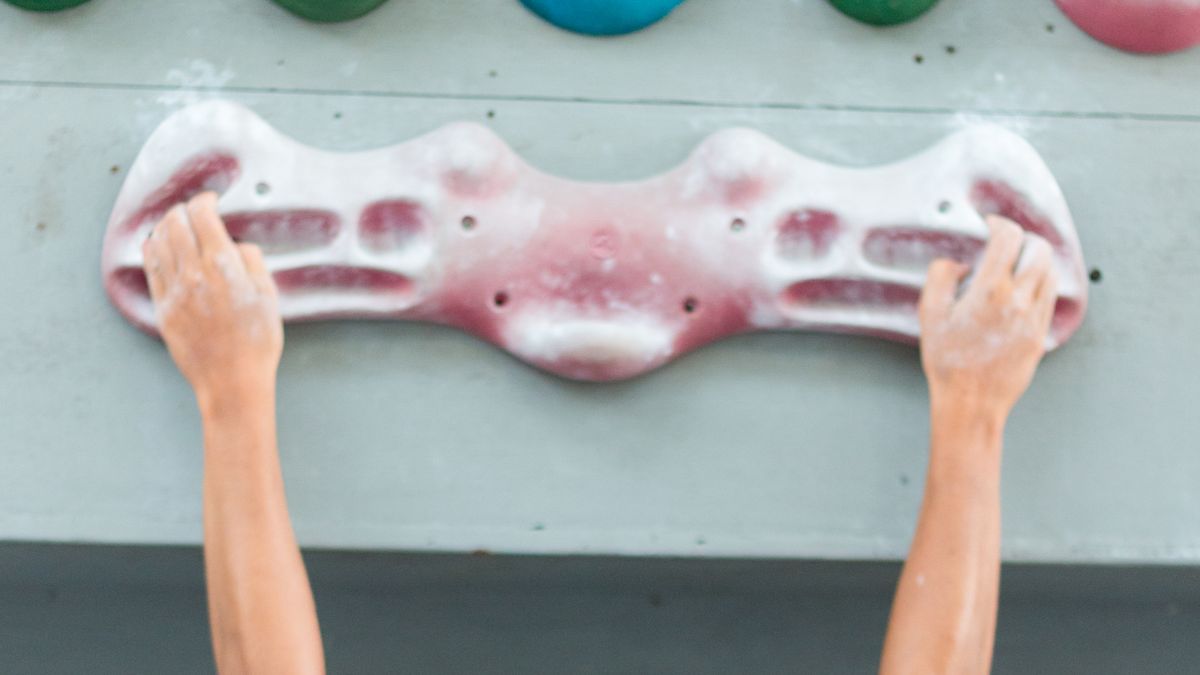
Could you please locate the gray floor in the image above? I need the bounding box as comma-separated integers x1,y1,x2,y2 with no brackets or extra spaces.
2,543,1199,674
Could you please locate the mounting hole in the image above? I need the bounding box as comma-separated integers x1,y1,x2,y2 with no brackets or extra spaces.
683,297,699,314
492,291,509,308
730,217,746,232
255,181,270,196
461,215,477,231
938,200,952,214
1089,267,1102,283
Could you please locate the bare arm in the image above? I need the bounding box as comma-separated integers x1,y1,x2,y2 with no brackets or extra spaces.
880,216,1058,675
143,192,325,675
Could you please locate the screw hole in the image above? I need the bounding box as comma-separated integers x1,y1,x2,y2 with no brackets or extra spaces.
1046,23,1055,33
255,181,270,196
461,215,477,231
1089,268,1102,283
945,45,956,55
938,200,952,214
683,297,699,314
914,54,924,64
493,291,509,308
730,217,746,232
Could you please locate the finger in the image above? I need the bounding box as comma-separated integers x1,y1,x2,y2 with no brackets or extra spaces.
973,215,1024,290
238,243,277,297
1033,265,1060,336
187,191,235,259
164,204,199,271
1013,236,1053,308
141,239,171,303
145,215,177,279
919,258,968,323
145,210,177,276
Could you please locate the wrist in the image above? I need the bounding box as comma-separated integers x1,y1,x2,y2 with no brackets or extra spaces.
929,388,1009,433
195,372,276,421
928,392,1007,479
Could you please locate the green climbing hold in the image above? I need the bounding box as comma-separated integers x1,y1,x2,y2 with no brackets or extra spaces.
828,0,940,26
270,0,390,22
4,0,92,11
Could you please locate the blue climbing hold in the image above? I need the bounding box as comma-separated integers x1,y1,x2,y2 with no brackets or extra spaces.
519,0,686,36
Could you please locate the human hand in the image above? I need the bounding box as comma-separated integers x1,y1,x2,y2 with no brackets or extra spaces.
142,192,283,407
918,215,1058,419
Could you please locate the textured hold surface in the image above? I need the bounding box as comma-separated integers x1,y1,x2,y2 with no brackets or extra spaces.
1056,0,1200,53
102,101,1089,382
520,0,686,35
270,0,390,22
4,0,90,10
827,0,941,26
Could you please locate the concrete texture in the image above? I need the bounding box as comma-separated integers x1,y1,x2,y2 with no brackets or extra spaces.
0,0,1197,562
2,543,1200,674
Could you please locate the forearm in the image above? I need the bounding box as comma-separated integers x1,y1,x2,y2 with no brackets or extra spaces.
880,399,1005,675
200,382,324,675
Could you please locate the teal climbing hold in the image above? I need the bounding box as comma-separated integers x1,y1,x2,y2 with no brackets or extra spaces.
520,0,686,36
270,0,390,22
828,0,940,26
4,0,91,10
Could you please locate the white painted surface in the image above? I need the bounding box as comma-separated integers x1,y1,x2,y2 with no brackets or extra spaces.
0,0,1197,563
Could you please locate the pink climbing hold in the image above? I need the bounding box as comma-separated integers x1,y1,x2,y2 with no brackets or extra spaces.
1056,0,1200,54
102,101,1089,381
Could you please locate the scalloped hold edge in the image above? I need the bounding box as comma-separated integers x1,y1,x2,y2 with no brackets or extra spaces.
102,101,1089,381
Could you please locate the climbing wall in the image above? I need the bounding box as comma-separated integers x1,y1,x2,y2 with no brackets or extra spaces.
0,0,1197,563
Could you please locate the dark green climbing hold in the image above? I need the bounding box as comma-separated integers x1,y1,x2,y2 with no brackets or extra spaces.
828,0,940,26
4,0,92,11
270,0,390,22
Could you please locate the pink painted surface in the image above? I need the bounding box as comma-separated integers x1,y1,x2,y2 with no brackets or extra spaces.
1056,0,1200,53
102,101,1089,381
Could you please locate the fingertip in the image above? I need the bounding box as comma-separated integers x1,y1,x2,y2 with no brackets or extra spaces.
987,215,1023,244
927,258,968,282
237,242,264,264
189,190,218,211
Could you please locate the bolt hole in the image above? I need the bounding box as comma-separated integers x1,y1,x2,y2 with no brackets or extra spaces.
255,181,270,196
945,45,956,55
938,200,952,214
1046,23,1055,33
914,54,924,64
461,215,477,231
730,217,746,232
683,297,699,314
493,291,509,308
1089,268,1102,283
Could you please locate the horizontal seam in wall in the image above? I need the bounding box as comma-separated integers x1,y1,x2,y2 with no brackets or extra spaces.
2,78,1200,124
